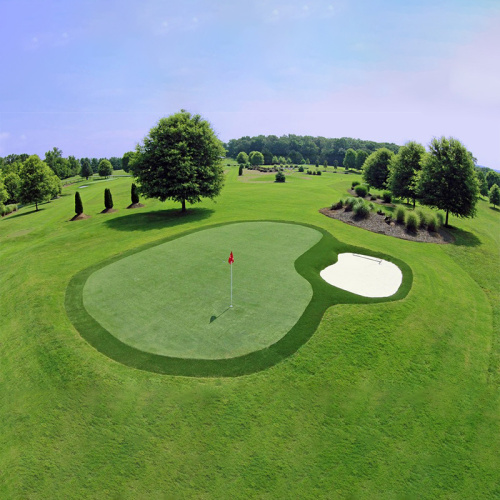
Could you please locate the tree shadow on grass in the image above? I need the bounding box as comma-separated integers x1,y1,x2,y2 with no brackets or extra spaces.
2,208,45,220
489,206,500,213
448,226,482,247
104,207,214,232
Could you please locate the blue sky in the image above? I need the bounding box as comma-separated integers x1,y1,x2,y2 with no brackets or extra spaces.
1,0,499,168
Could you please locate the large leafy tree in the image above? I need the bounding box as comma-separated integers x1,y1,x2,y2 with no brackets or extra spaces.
131,110,225,212
355,150,369,170
2,172,21,203
489,184,500,208
249,151,264,166
98,159,113,178
236,152,249,165
362,148,394,189
418,137,479,227
343,148,357,170
388,141,426,208
80,158,93,180
18,155,57,211
122,151,135,173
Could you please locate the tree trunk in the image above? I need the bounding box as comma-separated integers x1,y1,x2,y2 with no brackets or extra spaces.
35,201,38,211
413,198,416,210
445,210,449,227
181,199,186,212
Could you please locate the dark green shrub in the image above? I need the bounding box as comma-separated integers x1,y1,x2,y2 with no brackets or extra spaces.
131,183,140,204
275,171,286,183
406,212,418,233
355,185,368,197
238,165,243,176
370,195,377,200
377,209,385,216
354,201,370,219
351,181,360,188
396,207,405,224
416,210,427,228
331,199,343,210
307,170,312,175
298,166,304,172
382,191,392,203
75,192,83,215
427,217,437,232
317,170,322,176
104,188,113,209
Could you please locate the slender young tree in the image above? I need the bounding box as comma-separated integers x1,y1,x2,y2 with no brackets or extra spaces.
343,149,357,170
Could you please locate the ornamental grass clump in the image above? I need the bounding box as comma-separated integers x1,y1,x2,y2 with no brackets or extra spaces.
382,191,392,203
344,197,357,212
354,200,370,219
427,216,437,232
416,210,428,229
406,212,418,233
396,207,405,224
331,199,344,210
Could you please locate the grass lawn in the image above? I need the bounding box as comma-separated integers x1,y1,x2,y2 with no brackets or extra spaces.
1,166,499,498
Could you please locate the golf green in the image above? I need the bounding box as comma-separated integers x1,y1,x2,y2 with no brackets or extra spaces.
82,222,322,359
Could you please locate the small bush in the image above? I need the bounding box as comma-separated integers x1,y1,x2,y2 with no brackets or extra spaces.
427,217,437,232
377,209,385,216
307,170,312,175
416,210,427,228
354,201,370,219
382,191,392,203
368,202,375,210
351,181,360,188
355,185,368,197
238,165,243,176
396,207,405,224
370,195,377,200
331,199,343,210
317,170,322,176
406,212,418,233
275,171,286,183
298,166,304,172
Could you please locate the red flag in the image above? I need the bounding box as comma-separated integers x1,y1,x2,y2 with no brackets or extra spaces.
228,251,234,264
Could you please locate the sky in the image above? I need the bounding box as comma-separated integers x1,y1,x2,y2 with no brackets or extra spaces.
0,0,499,168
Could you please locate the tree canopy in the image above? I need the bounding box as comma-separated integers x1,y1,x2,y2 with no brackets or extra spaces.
236,152,249,165
418,137,479,226
489,184,500,208
249,151,264,166
131,110,225,212
80,158,93,180
362,148,394,190
19,155,59,211
388,141,426,208
356,150,369,169
98,159,113,178
343,149,357,170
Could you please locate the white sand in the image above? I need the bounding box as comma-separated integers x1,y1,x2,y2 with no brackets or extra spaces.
320,253,403,298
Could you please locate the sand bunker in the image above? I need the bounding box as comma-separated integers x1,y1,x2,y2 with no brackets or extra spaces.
321,253,402,298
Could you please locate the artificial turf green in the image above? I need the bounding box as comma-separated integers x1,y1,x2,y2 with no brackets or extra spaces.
1,164,499,498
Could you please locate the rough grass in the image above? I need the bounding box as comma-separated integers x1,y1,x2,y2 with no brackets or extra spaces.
1,166,499,499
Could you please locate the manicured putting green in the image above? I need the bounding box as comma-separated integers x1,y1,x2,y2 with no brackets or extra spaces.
83,222,322,359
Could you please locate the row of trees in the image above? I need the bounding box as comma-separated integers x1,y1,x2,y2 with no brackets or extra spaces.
359,138,486,226
0,150,124,181
226,134,399,167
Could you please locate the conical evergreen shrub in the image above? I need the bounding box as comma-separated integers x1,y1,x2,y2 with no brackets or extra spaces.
75,191,83,215
104,188,113,209
131,183,139,204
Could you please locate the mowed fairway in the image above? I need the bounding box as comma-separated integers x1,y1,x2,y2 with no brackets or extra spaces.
1,166,499,498
83,222,322,359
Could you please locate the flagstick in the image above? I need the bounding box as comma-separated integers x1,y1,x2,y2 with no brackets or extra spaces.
230,262,233,308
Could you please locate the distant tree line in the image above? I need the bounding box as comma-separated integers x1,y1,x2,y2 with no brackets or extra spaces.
0,149,125,182
225,134,400,167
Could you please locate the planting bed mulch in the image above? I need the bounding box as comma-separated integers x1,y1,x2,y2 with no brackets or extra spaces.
100,208,118,214
70,213,91,221
320,207,454,244
126,203,145,209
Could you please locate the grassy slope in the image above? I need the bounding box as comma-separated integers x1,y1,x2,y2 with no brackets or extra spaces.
0,168,499,499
